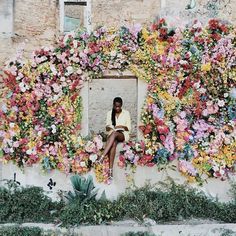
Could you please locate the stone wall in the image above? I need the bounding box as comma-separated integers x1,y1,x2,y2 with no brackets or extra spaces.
91,0,161,28
161,0,236,27
0,0,59,68
1,0,236,69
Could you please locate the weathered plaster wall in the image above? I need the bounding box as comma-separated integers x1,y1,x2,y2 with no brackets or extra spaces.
160,0,236,26
0,0,59,68
91,0,161,29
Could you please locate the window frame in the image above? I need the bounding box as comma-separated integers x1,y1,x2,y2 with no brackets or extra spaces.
0,0,15,38
59,0,91,34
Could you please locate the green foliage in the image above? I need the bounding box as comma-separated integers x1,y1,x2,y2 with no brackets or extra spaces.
0,226,42,236
59,198,120,225
228,181,236,204
2,178,236,226
115,182,236,223
212,228,236,236
65,175,105,203
0,180,63,223
59,181,236,226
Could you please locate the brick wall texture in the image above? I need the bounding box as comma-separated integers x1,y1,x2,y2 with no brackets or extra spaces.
0,0,235,89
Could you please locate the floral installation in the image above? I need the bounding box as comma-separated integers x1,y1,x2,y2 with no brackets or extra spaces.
119,19,236,183
0,18,235,184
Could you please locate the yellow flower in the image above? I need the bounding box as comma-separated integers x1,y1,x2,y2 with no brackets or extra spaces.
142,28,149,40
187,176,196,183
157,43,165,55
146,96,154,104
201,63,211,72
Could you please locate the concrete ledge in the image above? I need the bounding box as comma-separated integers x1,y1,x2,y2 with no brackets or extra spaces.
1,223,236,236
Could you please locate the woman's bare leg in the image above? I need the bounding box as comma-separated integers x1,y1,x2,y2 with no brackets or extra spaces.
102,131,124,157
108,140,117,171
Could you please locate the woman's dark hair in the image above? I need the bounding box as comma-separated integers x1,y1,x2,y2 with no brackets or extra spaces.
111,97,123,126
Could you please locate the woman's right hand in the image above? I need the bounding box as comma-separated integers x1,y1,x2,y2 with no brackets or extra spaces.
106,125,114,132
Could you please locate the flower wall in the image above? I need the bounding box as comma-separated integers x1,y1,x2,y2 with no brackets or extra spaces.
0,19,235,184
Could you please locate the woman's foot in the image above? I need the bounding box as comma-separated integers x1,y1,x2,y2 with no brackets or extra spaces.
108,168,113,179
107,168,113,185
96,154,105,165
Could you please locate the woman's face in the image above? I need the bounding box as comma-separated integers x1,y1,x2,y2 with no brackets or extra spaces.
113,102,122,113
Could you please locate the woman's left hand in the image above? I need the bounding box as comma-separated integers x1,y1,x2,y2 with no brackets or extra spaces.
115,125,128,131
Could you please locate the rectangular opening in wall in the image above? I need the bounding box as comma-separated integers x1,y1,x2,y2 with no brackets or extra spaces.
88,78,138,139
64,1,87,33
0,0,14,37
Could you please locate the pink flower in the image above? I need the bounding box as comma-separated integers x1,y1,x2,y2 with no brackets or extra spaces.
85,141,96,153
93,135,103,150
178,160,198,176
163,133,175,154
118,161,125,168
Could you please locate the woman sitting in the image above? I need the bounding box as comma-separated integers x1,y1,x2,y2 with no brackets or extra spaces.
97,97,131,181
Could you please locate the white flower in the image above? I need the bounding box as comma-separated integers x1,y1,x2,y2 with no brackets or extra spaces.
66,66,74,75
1,103,7,113
9,123,15,128
73,40,78,48
52,83,61,93
60,76,66,82
146,148,153,155
19,82,28,92
93,136,103,150
89,154,98,163
50,65,57,75
219,168,225,175
13,141,19,148
80,161,86,167
52,129,56,134
199,88,206,93
202,109,208,117
76,68,82,75
179,111,186,119
12,106,18,112
110,51,117,57
51,125,57,134
62,82,67,87
193,82,200,89
26,149,32,155
206,101,213,106
179,60,188,65
218,100,225,107
224,93,228,98
53,95,59,101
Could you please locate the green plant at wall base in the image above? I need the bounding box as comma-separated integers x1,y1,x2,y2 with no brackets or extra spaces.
0,180,63,224
0,226,42,236
228,181,236,204
59,198,119,225
65,174,106,203
2,178,236,226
